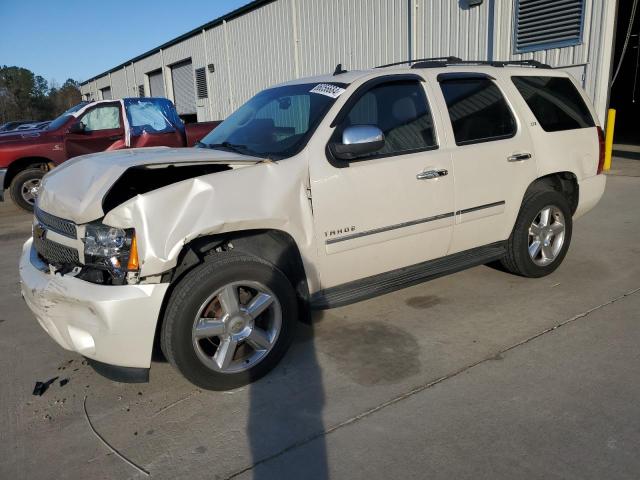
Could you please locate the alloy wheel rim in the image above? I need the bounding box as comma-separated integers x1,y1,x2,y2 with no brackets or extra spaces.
21,178,41,205
191,280,282,374
528,205,565,266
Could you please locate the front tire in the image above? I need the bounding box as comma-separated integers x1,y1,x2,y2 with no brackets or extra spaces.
161,251,297,390
501,187,573,278
9,168,44,212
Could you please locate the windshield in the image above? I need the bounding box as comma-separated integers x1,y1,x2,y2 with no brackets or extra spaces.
198,82,347,159
46,102,89,131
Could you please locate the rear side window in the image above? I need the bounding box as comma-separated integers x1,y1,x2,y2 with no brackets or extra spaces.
440,78,516,145
335,80,437,158
512,76,595,132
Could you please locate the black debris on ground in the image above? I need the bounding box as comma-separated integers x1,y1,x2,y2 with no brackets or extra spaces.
32,377,58,396
59,378,69,387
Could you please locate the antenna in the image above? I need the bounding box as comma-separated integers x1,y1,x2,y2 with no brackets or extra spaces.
333,63,348,75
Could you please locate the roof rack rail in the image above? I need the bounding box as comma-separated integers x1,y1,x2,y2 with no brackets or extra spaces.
375,57,463,69
409,58,551,69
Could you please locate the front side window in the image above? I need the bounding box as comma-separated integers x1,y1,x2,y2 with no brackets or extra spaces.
46,102,88,130
79,105,121,131
335,80,437,158
199,83,345,159
512,76,595,132
440,78,516,146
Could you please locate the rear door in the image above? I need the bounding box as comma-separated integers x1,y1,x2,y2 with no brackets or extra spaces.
64,102,125,158
434,72,538,254
309,75,455,289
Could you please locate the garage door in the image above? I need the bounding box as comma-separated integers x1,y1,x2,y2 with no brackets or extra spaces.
171,60,196,115
100,87,112,100
148,70,165,98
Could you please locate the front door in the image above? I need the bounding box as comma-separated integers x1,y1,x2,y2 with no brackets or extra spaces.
309,76,455,289
65,102,125,158
435,73,538,254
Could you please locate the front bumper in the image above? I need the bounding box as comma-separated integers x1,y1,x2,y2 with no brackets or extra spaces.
0,168,7,201
19,238,170,370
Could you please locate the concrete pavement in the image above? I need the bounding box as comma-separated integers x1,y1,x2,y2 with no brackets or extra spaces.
1,158,639,479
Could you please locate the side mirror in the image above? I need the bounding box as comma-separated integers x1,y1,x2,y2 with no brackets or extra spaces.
68,122,86,134
330,125,384,160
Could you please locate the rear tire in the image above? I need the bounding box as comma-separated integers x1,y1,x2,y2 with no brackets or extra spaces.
501,187,572,278
161,251,297,390
9,168,44,212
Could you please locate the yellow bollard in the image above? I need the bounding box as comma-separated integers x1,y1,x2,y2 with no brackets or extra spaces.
604,109,616,172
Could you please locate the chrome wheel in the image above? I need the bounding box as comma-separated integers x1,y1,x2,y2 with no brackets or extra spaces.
21,178,41,205
528,205,566,266
191,281,282,374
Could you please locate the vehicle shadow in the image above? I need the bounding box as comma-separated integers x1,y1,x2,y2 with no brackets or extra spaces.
247,244,328,479
247,313,328,479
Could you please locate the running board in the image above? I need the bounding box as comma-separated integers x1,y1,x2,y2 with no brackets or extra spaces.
310,242,506,309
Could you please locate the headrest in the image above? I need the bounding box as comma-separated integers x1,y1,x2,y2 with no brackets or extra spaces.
392,97,417,124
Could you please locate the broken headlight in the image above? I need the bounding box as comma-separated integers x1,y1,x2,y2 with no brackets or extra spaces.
83,224,139,282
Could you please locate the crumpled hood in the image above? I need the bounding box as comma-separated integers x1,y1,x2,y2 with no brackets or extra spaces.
37,147,264,224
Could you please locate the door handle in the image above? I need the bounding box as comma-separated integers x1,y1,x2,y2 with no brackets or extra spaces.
108,135,123,141
507,153,532,162
417,169,448,180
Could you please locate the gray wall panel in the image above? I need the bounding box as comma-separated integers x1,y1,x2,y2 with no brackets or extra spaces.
80,0,615,122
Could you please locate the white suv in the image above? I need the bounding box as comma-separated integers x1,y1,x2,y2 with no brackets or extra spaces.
20,59,606,389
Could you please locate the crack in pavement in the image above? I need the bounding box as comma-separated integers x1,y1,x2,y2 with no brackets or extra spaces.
225,286,640,480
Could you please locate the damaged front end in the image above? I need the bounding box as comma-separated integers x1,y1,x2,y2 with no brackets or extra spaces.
32,207,138,286
32,159,237,286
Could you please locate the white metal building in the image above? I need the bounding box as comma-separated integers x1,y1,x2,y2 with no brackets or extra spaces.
80,0,618,123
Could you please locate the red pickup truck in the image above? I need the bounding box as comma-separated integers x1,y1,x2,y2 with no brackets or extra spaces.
0,97,219,211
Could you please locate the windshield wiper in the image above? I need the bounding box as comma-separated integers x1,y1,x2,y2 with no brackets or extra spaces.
207,141,250,155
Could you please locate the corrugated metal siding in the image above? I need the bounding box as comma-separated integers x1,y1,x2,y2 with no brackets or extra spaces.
415,0,489,61
295,0,409,75
80,0,614,121
225,0,297,110
109,69,128,99
135,53,163,88
95,76,110,90
204,26,233,119
164,36,206,67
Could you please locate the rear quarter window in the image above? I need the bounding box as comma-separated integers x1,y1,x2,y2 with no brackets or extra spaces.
511,76,595,132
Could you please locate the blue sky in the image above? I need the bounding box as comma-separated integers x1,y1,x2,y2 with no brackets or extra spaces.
0,0,251,86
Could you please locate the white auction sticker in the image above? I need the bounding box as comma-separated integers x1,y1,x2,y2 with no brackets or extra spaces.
310,84,346,99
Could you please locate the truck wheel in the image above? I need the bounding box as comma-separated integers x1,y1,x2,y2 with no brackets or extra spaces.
501,187,573,278
10,168,44,212
161,251,297,390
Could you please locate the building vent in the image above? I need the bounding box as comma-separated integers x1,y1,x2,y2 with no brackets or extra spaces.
138,84,145,97
195,67,208,99
515,0,585,52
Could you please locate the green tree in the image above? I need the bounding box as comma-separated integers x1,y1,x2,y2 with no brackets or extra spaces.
0,65,82,124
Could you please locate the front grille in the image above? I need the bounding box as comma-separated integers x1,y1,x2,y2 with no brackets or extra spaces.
33,233,79,266
35,207,77,239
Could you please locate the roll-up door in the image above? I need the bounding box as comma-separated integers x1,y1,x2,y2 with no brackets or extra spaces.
100,87,112,100
148,70,165,98
171,60,196,115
